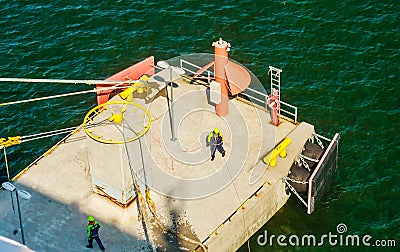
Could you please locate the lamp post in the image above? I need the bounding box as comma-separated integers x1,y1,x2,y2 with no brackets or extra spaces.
2,182,31,245
156,61,185,142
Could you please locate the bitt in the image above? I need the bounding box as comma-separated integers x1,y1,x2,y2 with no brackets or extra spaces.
263,138,292,166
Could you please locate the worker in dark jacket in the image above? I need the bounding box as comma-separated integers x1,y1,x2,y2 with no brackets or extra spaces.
206,128,226,161
86,216,105,251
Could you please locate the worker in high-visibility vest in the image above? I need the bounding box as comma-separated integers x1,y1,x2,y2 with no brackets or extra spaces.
86,216,105,251
206,128,226,161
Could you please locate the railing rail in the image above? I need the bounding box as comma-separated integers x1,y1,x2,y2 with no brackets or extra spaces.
280,100,298,124
243,87,298,123
180,59,213,84
178,59,298,123
241,87,267,108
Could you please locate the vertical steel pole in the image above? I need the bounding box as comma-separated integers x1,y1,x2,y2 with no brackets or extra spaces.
170,67,176,141
15,191,25,245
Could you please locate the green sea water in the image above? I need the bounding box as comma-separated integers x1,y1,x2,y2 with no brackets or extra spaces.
0,0,398,251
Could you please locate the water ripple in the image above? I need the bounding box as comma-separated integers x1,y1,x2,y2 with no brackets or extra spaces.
0,0,399,249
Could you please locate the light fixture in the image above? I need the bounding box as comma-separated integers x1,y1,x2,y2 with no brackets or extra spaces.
156,61,185,142
2,182,31,244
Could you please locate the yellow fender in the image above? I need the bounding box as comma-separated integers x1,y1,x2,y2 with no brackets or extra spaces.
263,137,292,166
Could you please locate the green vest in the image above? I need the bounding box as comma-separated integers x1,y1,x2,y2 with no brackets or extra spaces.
87,221,100,238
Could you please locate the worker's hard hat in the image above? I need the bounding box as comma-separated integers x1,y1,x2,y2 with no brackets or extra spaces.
213,128,220,134
88,216,95,222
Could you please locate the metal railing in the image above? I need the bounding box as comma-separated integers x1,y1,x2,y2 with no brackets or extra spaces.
280,100,298,124
243,87,298,124
241,87,267,108
179,59,213,84
178,58,298,123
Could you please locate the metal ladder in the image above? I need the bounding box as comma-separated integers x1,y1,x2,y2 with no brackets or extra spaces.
269,66,282,100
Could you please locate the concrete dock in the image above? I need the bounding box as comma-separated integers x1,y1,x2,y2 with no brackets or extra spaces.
0,69,315,251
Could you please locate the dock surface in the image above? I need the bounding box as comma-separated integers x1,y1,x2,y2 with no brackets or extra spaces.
0,70,314,251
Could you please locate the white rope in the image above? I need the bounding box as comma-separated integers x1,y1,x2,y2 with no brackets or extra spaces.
0,77,132,85
20,127,77,140
18,120,109,143
20,128,78,143
0,86,125,107
21,132,69,142
4,147,10,180
0,89,93,106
